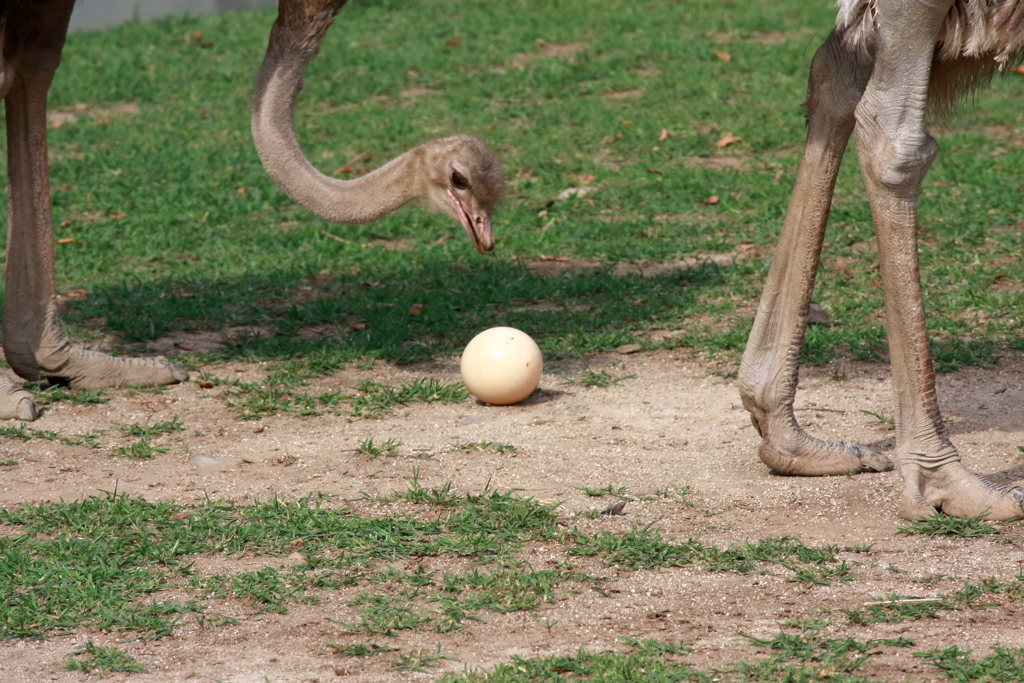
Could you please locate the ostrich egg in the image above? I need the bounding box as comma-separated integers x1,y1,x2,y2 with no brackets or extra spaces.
460,327,543,405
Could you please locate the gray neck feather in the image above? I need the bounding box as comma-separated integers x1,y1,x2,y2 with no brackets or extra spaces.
251,33,425,225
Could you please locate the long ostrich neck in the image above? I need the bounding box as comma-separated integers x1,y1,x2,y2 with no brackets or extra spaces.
252,5,424,225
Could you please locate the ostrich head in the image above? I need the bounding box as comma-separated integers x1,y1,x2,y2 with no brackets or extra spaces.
421,135,504,254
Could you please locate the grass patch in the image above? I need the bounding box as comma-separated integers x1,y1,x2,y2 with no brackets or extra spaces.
348,378,469,419
438,635,913,682
846,577,1024,626
578,484,630,498
217,375,468,420
915,646,1024,681
440,636,1024,682
0,485,883,641
860,409,896,431
564,370,636,388
0,487,562,639
0,424,103,449
454,441,518,454
64,641,149,674
110,436,169,460
30,388,108,407
331,641,394,658
897,512,1004,538
741,631,915,673
569,525,859,584
393,645,452,673
116,415,184,437
651,485,700,507
357,435,402,459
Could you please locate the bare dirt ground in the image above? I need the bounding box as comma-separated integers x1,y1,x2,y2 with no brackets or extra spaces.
3,347,1024,682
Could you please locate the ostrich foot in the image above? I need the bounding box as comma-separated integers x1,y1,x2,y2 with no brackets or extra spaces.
0,342,186,421
34,343,189,391
0,373,38,421
8,336,188,393
899,460,1024,521
750,412,894,476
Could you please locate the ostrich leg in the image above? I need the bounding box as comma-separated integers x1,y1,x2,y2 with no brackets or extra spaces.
738,30,892,476
1,1,187,421
853,0,1023,520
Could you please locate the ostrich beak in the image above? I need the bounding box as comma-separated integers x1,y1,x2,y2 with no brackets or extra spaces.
447,188,494,255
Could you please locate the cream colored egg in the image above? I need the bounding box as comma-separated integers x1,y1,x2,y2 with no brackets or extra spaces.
460,327,543,405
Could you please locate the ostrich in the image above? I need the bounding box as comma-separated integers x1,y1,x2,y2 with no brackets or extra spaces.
738,0,1024,519
0,0,503,421
252,0,503,252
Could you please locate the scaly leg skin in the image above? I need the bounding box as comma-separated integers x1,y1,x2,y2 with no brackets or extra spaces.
0,372,37,421
738,31,892,477
854,0,1022,520
0,2,187,421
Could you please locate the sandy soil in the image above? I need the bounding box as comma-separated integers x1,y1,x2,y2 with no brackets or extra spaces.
2,348,1024,682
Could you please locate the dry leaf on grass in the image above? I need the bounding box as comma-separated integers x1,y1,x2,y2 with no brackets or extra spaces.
735,242,760,259
713,50,731,62
320,230,350,244
716,133,742,148
48,111,78,128
556,186,596,200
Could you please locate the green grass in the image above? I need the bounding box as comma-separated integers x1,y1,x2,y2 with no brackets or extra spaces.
357,434,401,459
578,484,630,498
0,487,559,639
860,408,896,431
393,645,453,673
846,577,1024,626
740,631,915,673
215,375,469,420
915,646,1024,682
3,484,1024,678
454,441,518,454
438,637,1024,683
116,415,184,437
110,435,170,460
63,641,149,674
0,484,898,641
564,370,636,388
331,641,393,657
651,485,700,507
30,388,109,407
897,511,1004,538
347,378,469,418
2,0,1016,378
439,635,904,683
568,525,859,583
0,424,103,449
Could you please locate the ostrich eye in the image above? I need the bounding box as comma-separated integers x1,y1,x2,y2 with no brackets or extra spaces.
451,170,470,190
